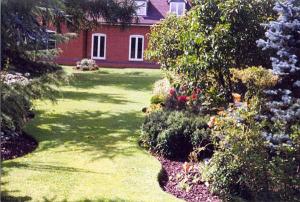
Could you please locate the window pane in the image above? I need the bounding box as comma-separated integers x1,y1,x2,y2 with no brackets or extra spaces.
43,30,56,50
137,38,143,59
170,3,176,13
177,3,184,15
100,36,105,58
93,36,98,57
48,40,56,49
130,37,136,59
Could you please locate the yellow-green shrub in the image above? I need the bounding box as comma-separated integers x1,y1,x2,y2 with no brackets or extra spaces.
230,66,278,99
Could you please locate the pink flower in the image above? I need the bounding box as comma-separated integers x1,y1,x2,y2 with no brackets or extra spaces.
169,88,176,96
196,88,202,94
177,95,188,103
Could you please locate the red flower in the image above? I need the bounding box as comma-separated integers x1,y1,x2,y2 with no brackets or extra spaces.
191,93,197,100
169,88,176,96
177,95,188,103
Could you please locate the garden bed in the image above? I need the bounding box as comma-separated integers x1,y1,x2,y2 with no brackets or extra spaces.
157,155,220,202
1,132,38,160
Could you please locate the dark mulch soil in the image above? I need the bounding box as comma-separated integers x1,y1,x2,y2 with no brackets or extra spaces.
157,156,221,202
1,132,38,161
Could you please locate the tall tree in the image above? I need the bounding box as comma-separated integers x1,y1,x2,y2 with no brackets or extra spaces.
257,0,300,134
147,0,276,102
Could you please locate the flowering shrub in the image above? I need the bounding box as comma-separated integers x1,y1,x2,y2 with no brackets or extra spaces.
147,0,276,102
75,59,99,71
165,84,206,113
150,75,225,113
141,1,300,201
144,104,163,114
1,72,30,85
152,78,171,98
202,99,300,201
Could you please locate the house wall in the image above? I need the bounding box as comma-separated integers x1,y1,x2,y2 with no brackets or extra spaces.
55,26,87,64
56,24,159,68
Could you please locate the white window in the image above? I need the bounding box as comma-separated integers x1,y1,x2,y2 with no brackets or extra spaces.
45,30,56,49
129,35,144,61
170,2,186,16
91,33,106,60
135,0,147,16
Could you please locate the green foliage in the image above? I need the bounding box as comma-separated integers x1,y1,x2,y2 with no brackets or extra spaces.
230,66,279,99
140,111,168,149
147,0,276,102
202,103,300,201
6,57,63,77
202,109,269,200
146,15,187,69
150,95,165,105
1,71,67,133
267,123,300,200
140,111,211,158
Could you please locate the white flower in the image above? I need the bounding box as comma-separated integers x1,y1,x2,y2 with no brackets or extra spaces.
152,78,171,97
2,73,30,86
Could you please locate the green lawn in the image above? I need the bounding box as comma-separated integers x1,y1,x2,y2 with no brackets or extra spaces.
2,68,182,202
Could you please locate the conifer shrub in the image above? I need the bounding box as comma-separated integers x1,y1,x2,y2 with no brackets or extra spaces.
257,0,300,139
1,71,66,137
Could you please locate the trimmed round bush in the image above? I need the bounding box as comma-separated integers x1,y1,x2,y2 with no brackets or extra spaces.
140,110,211,159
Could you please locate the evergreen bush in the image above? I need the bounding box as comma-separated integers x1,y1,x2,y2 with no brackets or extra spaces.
257,0,300,149
140,111,211,158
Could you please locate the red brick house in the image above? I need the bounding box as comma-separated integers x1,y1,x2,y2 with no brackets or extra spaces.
55,0,190,68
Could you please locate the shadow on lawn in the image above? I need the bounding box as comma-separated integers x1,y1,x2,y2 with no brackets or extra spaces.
3,161,99,174
69,70,161,91
43,197,135,202
1,191,132,202
59,91,134,105
27,110,145,160
1,192,32,202
1,195,135,202
1,170,32,202
24,69,159,160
